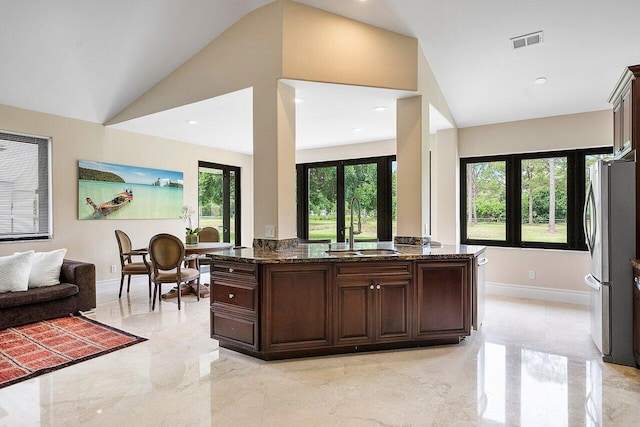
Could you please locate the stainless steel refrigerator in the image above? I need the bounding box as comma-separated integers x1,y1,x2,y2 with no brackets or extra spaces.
583,159,635,367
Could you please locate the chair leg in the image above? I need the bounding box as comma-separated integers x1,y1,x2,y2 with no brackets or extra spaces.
147,276,152,300
177,283,181,310
127,275,132,293
196,276,200,302
119,274,125,298
152,282,158,310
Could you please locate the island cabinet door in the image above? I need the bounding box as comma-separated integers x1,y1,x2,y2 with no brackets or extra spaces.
261,264,333,353
374,278,412,343
414,260,471,340
334,262,413,346
334,278,375,346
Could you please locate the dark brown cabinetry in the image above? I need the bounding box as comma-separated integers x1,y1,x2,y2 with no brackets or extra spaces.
211,257,475,360
334,262,412,346
210,261,259,351
609,66,640,159
415,260,471,339
261,263,333,354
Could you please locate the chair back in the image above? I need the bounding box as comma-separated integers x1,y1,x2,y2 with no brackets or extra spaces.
115,230,133,264
149,234,185,272
198,227,220,242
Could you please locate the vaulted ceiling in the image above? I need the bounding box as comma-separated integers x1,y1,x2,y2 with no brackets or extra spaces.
2,0,639,152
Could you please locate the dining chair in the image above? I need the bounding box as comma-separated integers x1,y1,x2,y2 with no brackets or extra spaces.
195,227,220,272
114,229,152,299
148,233,200,310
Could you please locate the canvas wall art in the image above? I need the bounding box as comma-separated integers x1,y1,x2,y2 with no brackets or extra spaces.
78,160,183,220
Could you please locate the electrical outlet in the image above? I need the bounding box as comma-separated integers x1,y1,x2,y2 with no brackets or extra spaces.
110,265,117,273
265,225,275,238
528,270,536,280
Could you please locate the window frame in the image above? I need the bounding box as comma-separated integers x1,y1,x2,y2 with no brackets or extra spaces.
0,130,52,242
296,155,395,242
460,147,612,250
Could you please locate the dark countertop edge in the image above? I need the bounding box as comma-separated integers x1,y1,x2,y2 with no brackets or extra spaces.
208,251,483,265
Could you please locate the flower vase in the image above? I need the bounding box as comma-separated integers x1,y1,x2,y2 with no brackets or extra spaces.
186,234,198,245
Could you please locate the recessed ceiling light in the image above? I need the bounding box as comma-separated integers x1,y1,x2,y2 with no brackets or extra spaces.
534,77,547,85
373,106,387,112
295,98,304,103
186,120,199,125
353,128,363,133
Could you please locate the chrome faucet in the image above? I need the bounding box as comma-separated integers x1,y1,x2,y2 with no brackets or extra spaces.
347,196,362,250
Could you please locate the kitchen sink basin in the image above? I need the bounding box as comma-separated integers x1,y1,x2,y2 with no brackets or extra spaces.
357,249,399,256
325,250,362,257
325,248,399,257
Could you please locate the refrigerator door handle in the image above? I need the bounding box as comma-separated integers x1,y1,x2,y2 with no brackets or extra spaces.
583,182,596,255
584,274,601,291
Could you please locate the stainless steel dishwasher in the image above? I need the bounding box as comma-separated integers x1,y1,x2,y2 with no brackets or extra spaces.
474,253,488,330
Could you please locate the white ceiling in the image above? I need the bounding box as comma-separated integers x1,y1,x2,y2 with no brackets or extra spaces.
2,1,640,153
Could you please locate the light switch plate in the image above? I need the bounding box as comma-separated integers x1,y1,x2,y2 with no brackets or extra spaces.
265,225,275,238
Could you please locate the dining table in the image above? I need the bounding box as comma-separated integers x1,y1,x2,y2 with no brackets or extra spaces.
162,241,233,299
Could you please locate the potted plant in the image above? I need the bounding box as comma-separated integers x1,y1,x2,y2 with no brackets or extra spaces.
180,205,201,244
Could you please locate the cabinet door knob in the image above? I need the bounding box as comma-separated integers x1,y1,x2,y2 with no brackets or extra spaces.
228,268,234,273
369,284,374,290
376,284,381,290
229,293,235,299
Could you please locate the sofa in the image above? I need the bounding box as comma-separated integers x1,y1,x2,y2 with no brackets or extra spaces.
0,259,96,330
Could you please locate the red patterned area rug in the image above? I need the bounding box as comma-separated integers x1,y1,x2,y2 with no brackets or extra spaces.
0,316,146,389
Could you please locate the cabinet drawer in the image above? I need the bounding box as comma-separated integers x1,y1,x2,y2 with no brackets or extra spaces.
336,262,412,279
211,310,258,350
211,261,257,283
212,282,256,313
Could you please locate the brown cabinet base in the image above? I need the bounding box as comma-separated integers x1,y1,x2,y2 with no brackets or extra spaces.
211,259,474,360
216,336,462,361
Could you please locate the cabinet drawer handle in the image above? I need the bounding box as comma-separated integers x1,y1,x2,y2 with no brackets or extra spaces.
369,284,374,290
229,293,235,299
376,284,381,290
228,268,234,273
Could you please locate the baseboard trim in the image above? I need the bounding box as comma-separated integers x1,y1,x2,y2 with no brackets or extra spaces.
486,282,589,306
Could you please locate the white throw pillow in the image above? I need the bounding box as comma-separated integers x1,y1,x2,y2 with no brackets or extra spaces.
15,248,67,288
0,251,34,293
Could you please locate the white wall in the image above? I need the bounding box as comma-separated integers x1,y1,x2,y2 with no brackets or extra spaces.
458,110,612,299
296,139,395,163
0,103,254,282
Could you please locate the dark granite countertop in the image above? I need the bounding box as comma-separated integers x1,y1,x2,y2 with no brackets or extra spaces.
208,242,486,264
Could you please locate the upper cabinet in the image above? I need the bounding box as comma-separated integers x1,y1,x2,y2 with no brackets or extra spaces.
609,65,640,159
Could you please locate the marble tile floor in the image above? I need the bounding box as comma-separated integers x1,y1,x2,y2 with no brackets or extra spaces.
2,276,640,426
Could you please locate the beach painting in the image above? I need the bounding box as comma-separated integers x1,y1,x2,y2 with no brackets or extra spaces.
78,160,184,220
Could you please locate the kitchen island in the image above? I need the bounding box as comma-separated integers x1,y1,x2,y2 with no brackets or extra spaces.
208,242,486,360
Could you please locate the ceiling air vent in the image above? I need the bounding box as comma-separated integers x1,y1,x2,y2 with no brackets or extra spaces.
510,31,543,50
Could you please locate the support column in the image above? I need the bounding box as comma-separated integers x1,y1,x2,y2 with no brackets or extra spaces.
396,95,430,244
431,127,459,244
252,81,297,250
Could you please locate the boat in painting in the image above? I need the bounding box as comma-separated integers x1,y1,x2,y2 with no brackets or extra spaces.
86,188,133,216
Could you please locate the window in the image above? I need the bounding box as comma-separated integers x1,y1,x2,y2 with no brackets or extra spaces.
198,162,241,246
461,147,611,250
297,156,395,243
0,131,51,241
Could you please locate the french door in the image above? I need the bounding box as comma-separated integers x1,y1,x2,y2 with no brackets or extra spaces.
198,161,241,246
296,156,395,243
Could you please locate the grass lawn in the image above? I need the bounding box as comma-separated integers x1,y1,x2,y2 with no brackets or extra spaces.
468,222,567,243
309,218,379,241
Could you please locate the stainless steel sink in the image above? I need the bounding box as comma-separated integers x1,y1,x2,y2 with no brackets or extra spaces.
357,249,399,256
325,250,361,257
